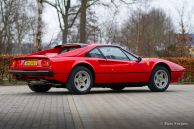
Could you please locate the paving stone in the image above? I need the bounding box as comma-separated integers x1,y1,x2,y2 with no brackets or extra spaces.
0,85,194,129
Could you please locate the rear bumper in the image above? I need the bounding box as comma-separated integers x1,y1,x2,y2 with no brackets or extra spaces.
9,70,53,76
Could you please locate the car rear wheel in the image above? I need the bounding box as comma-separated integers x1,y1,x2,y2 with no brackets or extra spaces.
148,66,170,92
110,86,125,91
28,83,51,92
67,66,93,95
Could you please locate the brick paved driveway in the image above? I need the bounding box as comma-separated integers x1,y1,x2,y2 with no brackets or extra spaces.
0,85,194,129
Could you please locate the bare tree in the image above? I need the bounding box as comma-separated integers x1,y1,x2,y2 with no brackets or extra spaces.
0,0,16,54
44,0,138,44
34,0,44,51
99,13,119,44
86,9,101,43
44,0,81,44
79,0,139,43
14,1,36,54
79,0,87,43
0,0,36,54
175,4,191,57
116,8,175,57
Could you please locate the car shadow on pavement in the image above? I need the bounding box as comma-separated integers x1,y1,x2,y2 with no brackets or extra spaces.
17,89,180,96
89,89,180,94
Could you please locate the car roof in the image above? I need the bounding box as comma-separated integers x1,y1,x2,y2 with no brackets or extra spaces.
54,43,115,48
54,43,86,48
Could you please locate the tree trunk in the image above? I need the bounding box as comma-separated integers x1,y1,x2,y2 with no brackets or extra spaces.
62,29,68,44
62,0,70,44
0,31,2,54
34,0,43,51
80,0,87,43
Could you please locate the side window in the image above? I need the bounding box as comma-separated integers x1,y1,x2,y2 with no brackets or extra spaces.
86,48,104,58
123,51,138,61
99,47,129,60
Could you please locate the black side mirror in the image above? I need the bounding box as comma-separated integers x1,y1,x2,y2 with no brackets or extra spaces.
137,57,142,62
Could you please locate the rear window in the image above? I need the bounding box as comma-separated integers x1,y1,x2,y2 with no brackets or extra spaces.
59,45,86,54
59,47,79,54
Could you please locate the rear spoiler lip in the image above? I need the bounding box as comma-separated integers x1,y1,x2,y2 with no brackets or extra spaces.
12,56,49,60
54,43,87,48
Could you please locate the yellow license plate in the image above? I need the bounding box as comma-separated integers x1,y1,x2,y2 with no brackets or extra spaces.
24,60,38,66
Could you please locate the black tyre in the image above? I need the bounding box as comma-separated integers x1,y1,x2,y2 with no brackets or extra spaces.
66,66,93,95
148,66,170,92
110,86,125,91
28,83,51,92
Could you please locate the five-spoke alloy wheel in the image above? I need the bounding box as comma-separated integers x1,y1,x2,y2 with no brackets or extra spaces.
148,66,170,92
67,66,93,94
154,70,168,89
74,71,91,92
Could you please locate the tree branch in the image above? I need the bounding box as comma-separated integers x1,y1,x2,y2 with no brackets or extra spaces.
44,0,64,15
120,0,137,5
68,8,80,28
57,10,64,30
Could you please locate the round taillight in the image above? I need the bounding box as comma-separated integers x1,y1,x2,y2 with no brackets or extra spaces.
16,60,21,66
11,60,16,67
11,60,21,67
41,59,51,67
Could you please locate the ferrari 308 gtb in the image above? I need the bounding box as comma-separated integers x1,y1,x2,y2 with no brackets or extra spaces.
10,44,185,94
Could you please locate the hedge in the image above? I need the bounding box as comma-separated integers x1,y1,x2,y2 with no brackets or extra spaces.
0,55,193,83
0,55,16,82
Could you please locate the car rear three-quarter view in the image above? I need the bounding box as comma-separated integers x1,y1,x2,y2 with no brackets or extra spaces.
9,44,185,94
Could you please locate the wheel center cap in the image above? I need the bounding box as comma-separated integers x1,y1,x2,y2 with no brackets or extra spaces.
158,76,163,81
78,78,83,83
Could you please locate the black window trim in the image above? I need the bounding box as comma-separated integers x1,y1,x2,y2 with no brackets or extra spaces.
85,46,139,61
120,48,139,61
85,47,106,59
98,46,131,61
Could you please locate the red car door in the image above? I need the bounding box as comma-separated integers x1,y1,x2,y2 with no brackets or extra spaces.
99,46,151,83
108,59,151,83
85,48,113,83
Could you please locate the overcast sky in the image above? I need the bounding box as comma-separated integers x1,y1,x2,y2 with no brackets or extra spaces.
42,0,194,43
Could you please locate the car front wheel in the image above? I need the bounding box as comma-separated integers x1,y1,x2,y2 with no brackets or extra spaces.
148,66,170,92
28,83,51,92
67,66,93,95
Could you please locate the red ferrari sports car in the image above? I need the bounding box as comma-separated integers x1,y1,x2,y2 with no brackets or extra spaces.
10,44,185,94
